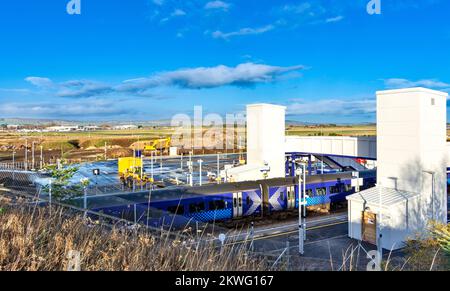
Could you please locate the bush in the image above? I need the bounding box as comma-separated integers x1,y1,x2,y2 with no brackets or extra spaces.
0,203,264,271
403,222,450,271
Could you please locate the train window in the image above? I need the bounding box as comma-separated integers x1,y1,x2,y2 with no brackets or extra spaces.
209,200,226,210
344,184,352,192
305,189,313,197
189,202,205,213
329,185,340,194
280,191,285,201
246,196,251,206
167,205,184,215
316,187,327,196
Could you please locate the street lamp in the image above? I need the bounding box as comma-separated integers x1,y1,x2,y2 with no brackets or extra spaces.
12,150,16,181
296,163,306,255
198,159,203,186
150,151,154,183
32,141,35,170
217,153,221,184
24,138,28,171
141,154,145,190
40,145,43,169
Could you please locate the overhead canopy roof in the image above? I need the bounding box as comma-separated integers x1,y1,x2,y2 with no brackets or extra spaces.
346,186,420,208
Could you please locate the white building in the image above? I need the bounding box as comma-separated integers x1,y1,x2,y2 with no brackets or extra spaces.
80,125,100,131
225,104,286,182
46,125,80,132
347,87,448,250
113,124,138,130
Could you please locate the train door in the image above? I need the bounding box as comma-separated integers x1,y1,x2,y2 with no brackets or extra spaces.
233,192,243,218
287,186,296,209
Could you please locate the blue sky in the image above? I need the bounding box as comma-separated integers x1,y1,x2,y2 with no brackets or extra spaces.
0,0,449,123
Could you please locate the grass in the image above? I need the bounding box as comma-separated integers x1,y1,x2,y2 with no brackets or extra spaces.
286,125,377,137
0,200,264,271
1,196,448,271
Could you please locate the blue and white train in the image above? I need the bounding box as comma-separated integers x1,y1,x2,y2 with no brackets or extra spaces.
90,170,376,225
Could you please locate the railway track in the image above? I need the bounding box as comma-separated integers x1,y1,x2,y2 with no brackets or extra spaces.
206,214,349,246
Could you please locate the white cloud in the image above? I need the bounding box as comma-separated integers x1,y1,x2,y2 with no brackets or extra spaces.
171,9,186,17
325,15,344,23
57,80,112,98
282,3,312,14
0,100,129,117
288,99,376,115
25,77,54,88
117,62,305,91
205,1,231,11
211,25,275,40
0,88,31,94
24,78,112,98
384,78,450,89
22,63,305,98
152,0,164,6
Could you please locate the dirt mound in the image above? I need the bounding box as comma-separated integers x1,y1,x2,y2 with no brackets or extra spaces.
109,148,133,158
80,138,140,149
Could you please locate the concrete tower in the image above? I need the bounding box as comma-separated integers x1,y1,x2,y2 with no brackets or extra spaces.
347,87,448,250
246,104,286,179
224,103,286,182
377,87,448,222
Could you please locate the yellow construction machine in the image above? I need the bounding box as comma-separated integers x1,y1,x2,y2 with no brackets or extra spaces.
118,157,153,188
143,137,171,152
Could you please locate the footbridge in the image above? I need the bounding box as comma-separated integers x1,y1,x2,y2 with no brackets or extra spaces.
286,136,450,177
285,136,377,160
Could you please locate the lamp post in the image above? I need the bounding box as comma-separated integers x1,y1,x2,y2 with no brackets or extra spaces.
150,151,154,183
80,178,90,219
12,150,16,181
217,153,221,184
40,145,43,169
32,141,35,170
24,138,28,171
296,164,306,255
141,154,145,191
198,159,203,186
302,163,306,240
180,152,183,171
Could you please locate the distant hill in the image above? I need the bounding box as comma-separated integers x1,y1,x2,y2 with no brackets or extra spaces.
0,117,173,127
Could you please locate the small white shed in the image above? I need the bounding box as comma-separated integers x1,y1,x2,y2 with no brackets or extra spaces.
347,187,422,250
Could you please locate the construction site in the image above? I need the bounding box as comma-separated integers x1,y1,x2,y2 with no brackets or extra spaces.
1,88,449,271
1,0,450,274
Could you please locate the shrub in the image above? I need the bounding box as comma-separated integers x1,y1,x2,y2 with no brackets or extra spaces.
0,203,264,271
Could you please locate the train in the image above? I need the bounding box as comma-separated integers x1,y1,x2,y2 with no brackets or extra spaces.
89,170,377,226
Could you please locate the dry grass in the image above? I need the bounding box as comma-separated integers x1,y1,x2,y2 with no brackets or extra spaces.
401,223,450,271
286,125,376,137
0,201,265,271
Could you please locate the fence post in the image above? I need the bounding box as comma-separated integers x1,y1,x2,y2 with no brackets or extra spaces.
250,221,255,252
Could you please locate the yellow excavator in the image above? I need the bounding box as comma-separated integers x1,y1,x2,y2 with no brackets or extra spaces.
118,157,153,188
143,137,171,153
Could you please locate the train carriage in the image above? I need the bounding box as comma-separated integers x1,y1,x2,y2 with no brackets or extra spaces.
87,170,376,226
